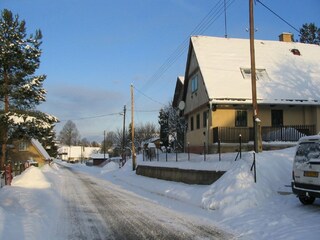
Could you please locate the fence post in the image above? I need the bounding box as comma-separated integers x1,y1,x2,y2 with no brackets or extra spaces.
143,149,145,161
188,142,190,161
203,142,206,161
218,139,221,161
239,134,242,159
176,150,178,162
166,146,168,162
250,152,257,183
149,149,151,162
157,148,159,161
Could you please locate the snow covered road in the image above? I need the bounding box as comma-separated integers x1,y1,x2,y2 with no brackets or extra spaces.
54,164,234,240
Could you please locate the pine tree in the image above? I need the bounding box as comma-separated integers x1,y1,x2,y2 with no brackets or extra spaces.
158,104,187,150
159,109,169,147
299,23,320,45
0,9,57,169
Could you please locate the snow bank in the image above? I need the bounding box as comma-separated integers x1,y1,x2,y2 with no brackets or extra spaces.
0,165,61,239
101,161,119,174
202,149,293,216
12,166,51,189
2,146,318,240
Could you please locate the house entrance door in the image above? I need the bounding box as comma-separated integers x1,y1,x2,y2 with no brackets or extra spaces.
271,110,283,126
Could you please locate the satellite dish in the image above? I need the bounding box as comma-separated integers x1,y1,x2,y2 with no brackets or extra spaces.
178,101,185,110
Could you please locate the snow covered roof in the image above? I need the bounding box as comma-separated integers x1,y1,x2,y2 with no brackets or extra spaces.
90,153,109,159
31,139,50,160
191,35,320,105
173,76,185,108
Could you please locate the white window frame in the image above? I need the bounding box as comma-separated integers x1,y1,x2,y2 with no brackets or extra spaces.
19,141,28,151
240,68,269,81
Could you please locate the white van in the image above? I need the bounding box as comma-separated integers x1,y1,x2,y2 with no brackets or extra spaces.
292,135,320,205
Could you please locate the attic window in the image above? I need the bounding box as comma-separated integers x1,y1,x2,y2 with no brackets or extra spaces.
240,68,269,81
291,49,301,56
191,74,198,93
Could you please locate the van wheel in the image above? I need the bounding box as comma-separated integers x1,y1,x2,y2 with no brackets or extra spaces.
298,195,315,205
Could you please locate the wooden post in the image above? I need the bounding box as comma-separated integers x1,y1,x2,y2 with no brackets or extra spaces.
131,84,136,171
122,105,126,161
249,0,262,152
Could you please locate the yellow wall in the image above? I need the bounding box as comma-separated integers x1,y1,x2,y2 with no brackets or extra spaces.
9,141,46,167
186,105,320,146
186,106,210,146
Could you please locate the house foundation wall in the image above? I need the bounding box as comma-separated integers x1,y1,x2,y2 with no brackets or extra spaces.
136,165,225,185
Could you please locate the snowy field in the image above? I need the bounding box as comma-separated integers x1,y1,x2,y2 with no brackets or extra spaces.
0,146,320,239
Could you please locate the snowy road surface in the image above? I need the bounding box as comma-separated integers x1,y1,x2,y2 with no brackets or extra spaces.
54,165,234,240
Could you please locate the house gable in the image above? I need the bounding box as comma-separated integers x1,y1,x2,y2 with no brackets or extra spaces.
183,42,209,115
172,76,184,108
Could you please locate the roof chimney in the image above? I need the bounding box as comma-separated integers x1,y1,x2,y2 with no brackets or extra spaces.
279,32,293,42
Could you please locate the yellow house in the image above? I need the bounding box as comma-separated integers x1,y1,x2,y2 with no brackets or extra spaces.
180,34,320,153
8,139,51,167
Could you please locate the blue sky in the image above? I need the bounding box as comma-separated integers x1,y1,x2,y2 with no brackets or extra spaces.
2,0,320,141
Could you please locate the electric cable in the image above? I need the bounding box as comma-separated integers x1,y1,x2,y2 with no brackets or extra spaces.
256,0,300,33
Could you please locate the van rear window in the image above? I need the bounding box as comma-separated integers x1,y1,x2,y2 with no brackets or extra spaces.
296,142,320,161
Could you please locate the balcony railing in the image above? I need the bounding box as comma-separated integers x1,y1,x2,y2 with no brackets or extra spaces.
213,125,316,143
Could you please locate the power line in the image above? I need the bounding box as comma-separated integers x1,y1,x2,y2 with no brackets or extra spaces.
59,112,122,122
64,1,236,125
141,0,236,92
256,0,300,33
133,85,165,106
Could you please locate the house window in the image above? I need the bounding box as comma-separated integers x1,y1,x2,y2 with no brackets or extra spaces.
235,110,247,127
203,111,208,128
196,114,200,129
272,110,283,126
19,141,28,151
240,68,269,81
191,74,198,93
190,116,194,131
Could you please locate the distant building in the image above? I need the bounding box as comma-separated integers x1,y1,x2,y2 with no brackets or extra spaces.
90,153,109,166
57,146,100,162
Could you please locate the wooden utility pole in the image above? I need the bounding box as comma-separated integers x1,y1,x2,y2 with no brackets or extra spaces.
249,0,262,152
122,105,126,160
131,84,136,171
103,130,106,160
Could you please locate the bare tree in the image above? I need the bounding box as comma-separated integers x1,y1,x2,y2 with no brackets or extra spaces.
80,137,90,147
101,131,117,153
134,122,159,148
58,120,81,146
91,141,100,147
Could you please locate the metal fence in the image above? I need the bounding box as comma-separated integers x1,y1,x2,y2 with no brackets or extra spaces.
213,125,316,143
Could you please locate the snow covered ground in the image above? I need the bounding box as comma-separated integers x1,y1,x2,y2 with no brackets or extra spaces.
0,146,320,239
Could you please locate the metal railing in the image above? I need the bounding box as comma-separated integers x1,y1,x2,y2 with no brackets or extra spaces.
213,125,316,143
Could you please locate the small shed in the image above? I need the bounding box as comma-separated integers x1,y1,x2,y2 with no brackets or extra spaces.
90,153,109,166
